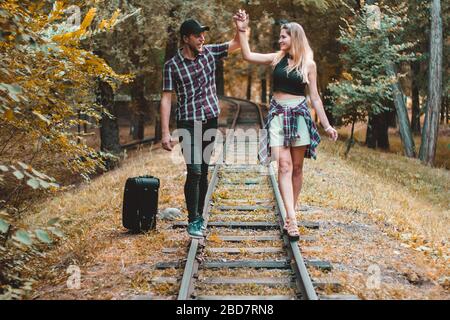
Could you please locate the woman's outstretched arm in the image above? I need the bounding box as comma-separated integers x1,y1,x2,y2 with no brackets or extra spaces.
234,10,276,65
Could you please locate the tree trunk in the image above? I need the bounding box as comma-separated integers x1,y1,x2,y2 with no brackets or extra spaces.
387,107,397,128
268,67,273,101
366,111,390,150
246,67,252,100
261,75,267,104
345,119,356,157
385,61,416,157
322,88,335,126
155,102,162,141
377,115,390,150
98,80,121,169
130,74,146,141
419,0,443,166
446,95,449,124
215,59,225,96
77,110,82,144
164,8,179,61
155,7,178,142
130,115,145,140
411,61,421,134
366,114,376,149
440,95,448,124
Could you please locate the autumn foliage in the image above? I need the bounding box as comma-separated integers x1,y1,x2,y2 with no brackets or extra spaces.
0,0,130,298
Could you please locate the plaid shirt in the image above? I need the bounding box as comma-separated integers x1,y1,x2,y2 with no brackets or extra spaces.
258,98,321,165
162,43,229,121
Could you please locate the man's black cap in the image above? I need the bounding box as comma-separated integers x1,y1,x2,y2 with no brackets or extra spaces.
180,19,210,37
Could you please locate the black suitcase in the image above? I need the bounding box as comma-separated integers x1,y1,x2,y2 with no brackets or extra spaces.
122,175,160,232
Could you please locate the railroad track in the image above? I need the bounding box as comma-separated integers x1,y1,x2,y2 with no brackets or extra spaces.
153,97,355,300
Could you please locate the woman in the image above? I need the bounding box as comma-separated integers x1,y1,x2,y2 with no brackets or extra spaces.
234,10,338,241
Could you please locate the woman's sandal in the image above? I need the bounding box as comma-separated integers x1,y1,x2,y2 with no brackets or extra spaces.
287,220,300,241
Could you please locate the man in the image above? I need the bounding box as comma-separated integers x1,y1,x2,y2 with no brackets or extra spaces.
160,18,240,238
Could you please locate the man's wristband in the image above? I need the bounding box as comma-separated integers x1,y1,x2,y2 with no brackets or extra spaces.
238,28,247,32
324,126,332,132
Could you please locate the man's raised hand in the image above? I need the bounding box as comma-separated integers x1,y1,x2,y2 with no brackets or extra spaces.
233,9,249,30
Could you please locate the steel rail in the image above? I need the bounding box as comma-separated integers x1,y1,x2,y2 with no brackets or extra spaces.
253,99,319,300
177,99,241,300
177,96,318,300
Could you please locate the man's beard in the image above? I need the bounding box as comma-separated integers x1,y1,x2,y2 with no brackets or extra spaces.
188,43,202,55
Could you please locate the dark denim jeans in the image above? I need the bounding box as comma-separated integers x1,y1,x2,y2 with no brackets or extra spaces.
176,117,218,223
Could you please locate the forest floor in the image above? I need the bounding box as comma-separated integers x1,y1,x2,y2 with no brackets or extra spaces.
22,107,449,300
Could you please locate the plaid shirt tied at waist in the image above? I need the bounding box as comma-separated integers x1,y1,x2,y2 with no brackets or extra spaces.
258,98,321,165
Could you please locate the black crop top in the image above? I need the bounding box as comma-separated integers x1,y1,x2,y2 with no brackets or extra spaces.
273,55,307,96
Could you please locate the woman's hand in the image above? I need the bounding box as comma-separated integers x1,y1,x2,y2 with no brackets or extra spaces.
325,126,338,142
232,9,276,64
233,9,249,30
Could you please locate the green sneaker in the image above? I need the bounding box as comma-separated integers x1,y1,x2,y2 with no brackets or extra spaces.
187,221,203,238
195,216,206,231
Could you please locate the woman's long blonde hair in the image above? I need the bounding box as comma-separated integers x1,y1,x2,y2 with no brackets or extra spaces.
272,22,314,85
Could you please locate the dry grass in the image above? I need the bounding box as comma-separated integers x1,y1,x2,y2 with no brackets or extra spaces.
19,114,449,300
298,136,449,259
301,208,449,299
23,143,189,299
337,122,450,170
22,100,236,300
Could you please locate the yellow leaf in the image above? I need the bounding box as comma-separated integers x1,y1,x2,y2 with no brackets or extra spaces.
32,110,51,124
98,20,108,30
48,1,65,23
208,233,222,244
5,109,14,121
107,9,120,29
342,72,353,81
80,8,97,30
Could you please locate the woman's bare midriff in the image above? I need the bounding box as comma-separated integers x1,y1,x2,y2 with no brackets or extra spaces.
273,91,305,101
